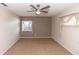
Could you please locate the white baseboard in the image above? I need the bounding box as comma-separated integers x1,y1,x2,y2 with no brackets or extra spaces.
51,37,74,55
20,37,51,39
2,37,20,55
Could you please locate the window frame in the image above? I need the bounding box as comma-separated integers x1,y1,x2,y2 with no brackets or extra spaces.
21,20,32,32
61,14,79,27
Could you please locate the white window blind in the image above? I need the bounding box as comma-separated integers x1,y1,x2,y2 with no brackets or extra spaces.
22,21,32,31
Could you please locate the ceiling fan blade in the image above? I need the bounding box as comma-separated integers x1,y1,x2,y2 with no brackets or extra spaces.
27,11,34,12
40,5,50,10
30,5,37,11
1,3,8,7
41,11,48,13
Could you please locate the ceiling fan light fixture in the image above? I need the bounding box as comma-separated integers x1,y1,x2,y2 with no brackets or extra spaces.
36,11,41,14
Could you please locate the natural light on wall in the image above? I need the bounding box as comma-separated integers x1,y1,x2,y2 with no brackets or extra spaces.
62,14,79,26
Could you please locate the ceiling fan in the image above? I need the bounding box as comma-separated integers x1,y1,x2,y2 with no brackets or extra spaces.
27,5,50,15
0,3,8,7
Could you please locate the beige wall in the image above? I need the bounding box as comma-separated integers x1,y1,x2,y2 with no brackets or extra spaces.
0,7,20,55
20,17,52,38
51,5,79,55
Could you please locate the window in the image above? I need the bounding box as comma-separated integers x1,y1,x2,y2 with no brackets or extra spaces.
62,15,79,26
22,21,32,31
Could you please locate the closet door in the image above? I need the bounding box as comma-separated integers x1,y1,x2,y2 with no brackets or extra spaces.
34,21,51,38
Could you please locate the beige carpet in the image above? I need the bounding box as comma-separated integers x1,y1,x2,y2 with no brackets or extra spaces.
4,38,72,55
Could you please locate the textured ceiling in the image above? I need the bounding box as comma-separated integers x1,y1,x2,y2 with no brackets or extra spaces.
0,3,78,16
